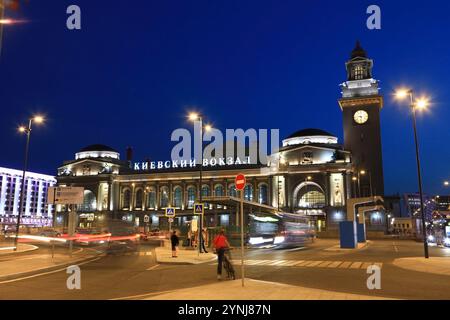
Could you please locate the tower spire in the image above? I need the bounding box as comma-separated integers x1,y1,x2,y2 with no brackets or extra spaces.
351,40,367,58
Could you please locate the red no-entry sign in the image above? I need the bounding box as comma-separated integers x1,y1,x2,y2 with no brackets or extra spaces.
235,174,246,190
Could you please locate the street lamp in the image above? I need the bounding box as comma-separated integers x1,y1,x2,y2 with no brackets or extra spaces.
14,115,45,251
352,176,358,198
395,88,430,258
188,112,212,254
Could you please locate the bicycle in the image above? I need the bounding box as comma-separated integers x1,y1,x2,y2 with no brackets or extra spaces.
222,247,236,280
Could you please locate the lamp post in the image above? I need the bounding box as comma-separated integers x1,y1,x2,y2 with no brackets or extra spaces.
188,112,212,255
352,176,358,198
14,115,45,251
395,88,429,258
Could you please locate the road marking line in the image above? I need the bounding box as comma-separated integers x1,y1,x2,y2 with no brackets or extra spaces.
295,260,311,267
338,261,353,269
281,260,301,267
361,262,372,269
304,261,323,267
250,260,272,265
317,261,334,267
266,260,288,266
327,261,343,268
276,260,298,266
374,262,383,268
146,264,160,271
0,256,103,285
349,262,363,269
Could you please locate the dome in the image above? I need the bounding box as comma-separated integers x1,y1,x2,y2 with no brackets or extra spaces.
286,128,335,139
283,128,338,147
75,144,120,160
79,144,118,153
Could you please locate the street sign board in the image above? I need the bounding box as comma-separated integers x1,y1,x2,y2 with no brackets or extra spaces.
194,203,204,215
168,218,174,223
165,207,176,217
235,174,246,191
47,187,84,205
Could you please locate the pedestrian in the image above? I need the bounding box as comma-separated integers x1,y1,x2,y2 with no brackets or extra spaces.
213,228,230,280
187,229,192,247
171,230,179,258
200,227,208,253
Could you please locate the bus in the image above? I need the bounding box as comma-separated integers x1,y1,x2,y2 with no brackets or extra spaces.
248,212,315,248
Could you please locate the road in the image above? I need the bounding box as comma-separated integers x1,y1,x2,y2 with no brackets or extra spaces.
0,239,449,299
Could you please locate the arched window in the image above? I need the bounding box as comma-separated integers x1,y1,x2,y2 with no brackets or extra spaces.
187,186,196,209
160,186,169,208
146,188,156,209
81,190,97,212
214,185,224,196
299,190,326,208
135,189,143,209
122,189,131,209
258,184,268,205
228,184,237,197
173,186,182,208
244,184,253,201
214,184,224,208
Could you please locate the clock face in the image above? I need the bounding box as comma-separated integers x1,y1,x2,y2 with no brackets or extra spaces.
354,110,369,124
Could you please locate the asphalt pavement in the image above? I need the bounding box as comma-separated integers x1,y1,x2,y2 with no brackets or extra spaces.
0,239,449,300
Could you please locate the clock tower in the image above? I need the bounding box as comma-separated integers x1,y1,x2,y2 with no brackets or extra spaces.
338,41,384,196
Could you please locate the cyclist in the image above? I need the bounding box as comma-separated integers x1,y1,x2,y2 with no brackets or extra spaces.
213,228,230,280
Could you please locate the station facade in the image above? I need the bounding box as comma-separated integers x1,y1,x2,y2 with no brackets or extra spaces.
55,42,386,233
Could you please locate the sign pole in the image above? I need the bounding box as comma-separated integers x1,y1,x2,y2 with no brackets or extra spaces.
240,189,245,287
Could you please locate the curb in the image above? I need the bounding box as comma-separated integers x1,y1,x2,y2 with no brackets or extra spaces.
324,240,372,252
0,244,39,257
0,253,104,282
154,248,217,265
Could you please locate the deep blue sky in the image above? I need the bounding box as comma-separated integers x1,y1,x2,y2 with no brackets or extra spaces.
0,0,449,196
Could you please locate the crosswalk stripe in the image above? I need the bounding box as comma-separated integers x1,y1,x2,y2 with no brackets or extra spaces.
361,262,372,269
305,261,323,267
292,260,306,266
317,261,334,267
338,261,353,269
374,262,383,268
327,261,343,268
267,260,288,266
349,261,363,269
295,260,312,267
251,260,272,265
282,260,302,267
277,260,298,266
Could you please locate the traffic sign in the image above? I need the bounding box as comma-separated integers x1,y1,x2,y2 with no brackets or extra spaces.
194,203,204,215
235,174,246,191
168,218,174,223
165,207,176,217
47,186,84,205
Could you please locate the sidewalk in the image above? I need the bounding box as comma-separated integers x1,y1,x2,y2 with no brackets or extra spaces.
0,243,38,255
144,278,395,300
0,247,103,282
392,257,450,276
155,247,216,264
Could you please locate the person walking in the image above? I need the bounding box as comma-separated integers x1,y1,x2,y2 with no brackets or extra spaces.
170,230,179,258
213,229,230,280
200,227,209,253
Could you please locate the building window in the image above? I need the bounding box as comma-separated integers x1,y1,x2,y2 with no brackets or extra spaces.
258,184,269,205
135,189,143,209
299,191,326,208
146,188,156,209
228,184,237,197
353,64,365,80
173,186,182,208
214,185,224,197
187,186,196,209
81,190,97,212
122,189,131,209
160,187,169,208
244,184,253,201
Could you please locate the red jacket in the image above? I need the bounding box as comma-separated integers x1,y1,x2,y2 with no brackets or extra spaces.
213,234,228,249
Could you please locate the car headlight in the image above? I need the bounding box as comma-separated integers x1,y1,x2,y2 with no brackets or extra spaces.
274,236,285,244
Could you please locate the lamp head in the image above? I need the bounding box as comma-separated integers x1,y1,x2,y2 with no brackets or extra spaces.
33,115,45,124
415,98,429,110
188,112,200,121
394,88,411,100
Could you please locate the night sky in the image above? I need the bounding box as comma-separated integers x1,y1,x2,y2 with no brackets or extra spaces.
0,0,449,196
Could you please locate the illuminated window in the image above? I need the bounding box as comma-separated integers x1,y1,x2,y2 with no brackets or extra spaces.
135,189,143,209
299,191,325,208
258,184,268,205
244,184,253,201
146,188,156,209
173,186,182,208
353,64,365,80
160,187,169,208
122,189,131,210
187,186,196,209
228,184,237,197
